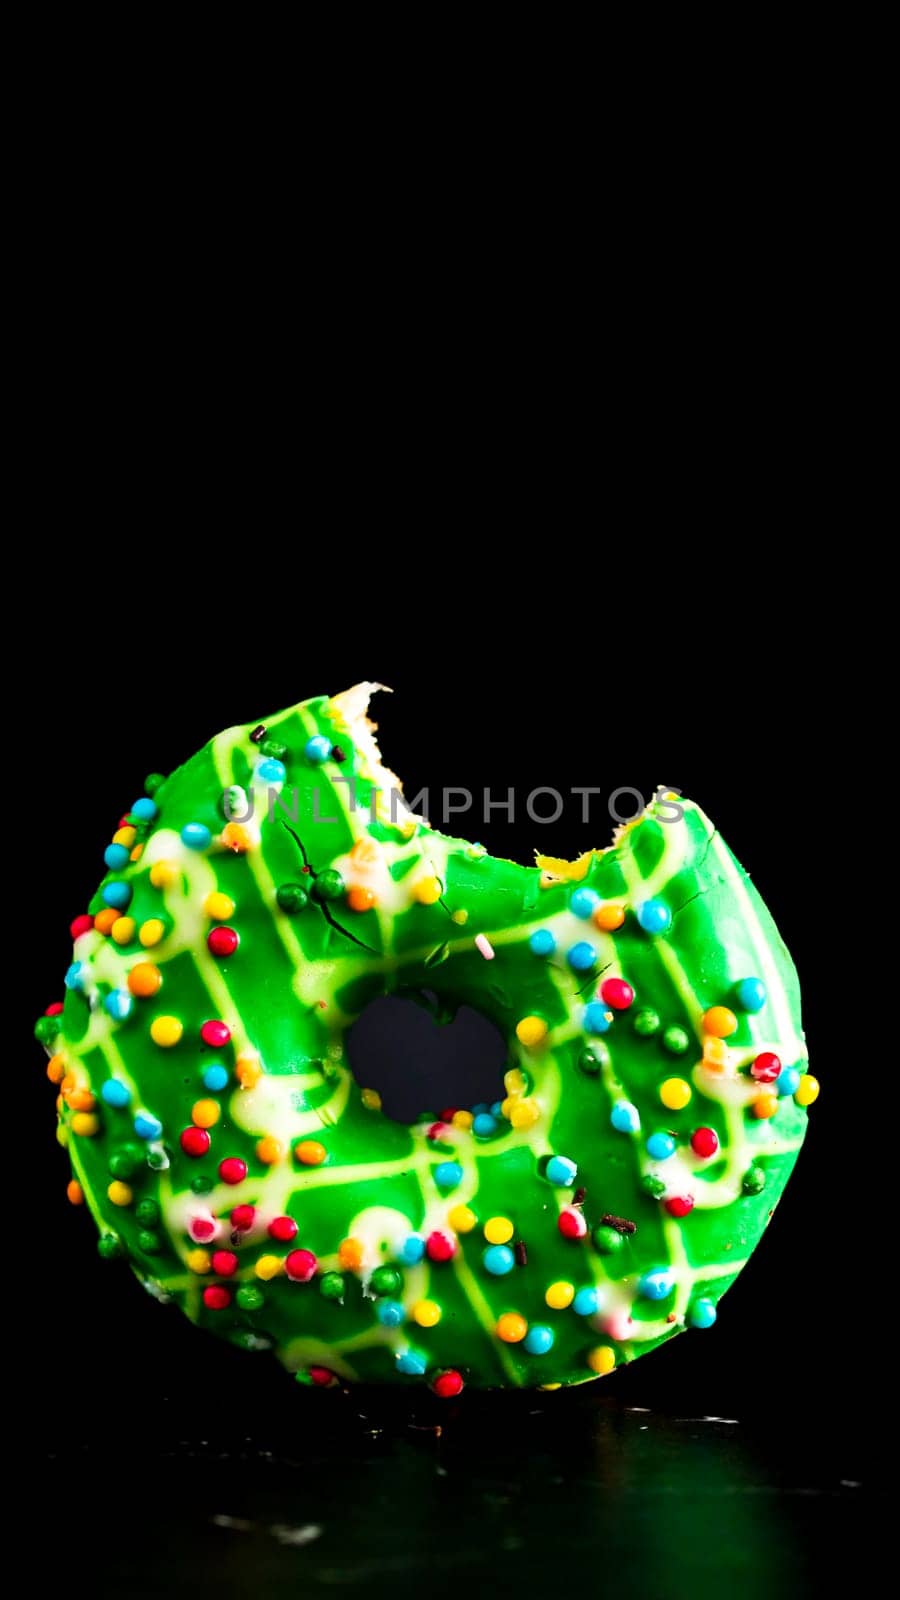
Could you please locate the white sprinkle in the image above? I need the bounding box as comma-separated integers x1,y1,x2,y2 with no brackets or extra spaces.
475,934,495,961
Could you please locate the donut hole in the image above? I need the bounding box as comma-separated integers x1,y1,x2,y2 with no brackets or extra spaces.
345,993,508,1125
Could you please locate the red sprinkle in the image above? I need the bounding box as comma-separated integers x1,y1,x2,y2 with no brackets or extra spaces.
425,1230,457,1262
219,1157,248,1185
751,1052,781,1083
45,1001,65,1016
201,1019,232,1048
203,1285,231,1310
70,914,93,940
211,1249,239,1276
691,1126,720,1158
180,1127,211,1158
665,1195,695,1218
558,1207,588,1240
231,1204,255,1231
189,1215,216,1242
309,1366,335,1386
433,1370,464,1398
600,977,635,1010
285,1248,318,1282
427,1122,448,1143
268,1215,298,1242
207,927,240,958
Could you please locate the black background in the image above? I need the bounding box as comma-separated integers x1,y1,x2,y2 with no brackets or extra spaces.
23,589,880,1593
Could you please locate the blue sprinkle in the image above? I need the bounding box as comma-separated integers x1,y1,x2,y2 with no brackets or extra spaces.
104,989,133,1022
64,962,84,991
101,1078,131,1108
775,1066,801,1097
646,1132,676,1161
570,887,601,919
583,1001,613,1034
529,928,556,957
102,880,132,910
639,1268,675,1301
181,822,212,851
611,1100,640,1134
257,758,286,783
396,1349,427,1376
471,1102,489,1116
523,1325,555,1355
567,941,597,973
202,1063,230,1092
688,1297,717,1328
104,843,130,871
131,797,158,822
399,1234,425,1264
305,735,333,764
376,1299,405,1327
637,899,672,935
573,1286,602,1316
435,1161,463,1189
546,1155,577,1186
735,977,767,1013
483,1245,515,1276
490,1101,503,1118
473,1112,498,1137
134,1111,163,1140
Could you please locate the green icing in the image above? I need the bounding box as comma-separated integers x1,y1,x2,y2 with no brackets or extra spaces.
42,684,812,1391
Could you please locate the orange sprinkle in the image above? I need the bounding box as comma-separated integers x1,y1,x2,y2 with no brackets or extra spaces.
497,1312,528,1343
338,1237,364,1270
191,1098,221,1129
752,1091,779,1120
129,843,144,862
94,907,119,935
295,1139,327,1167
236,1057,262,1089
221,822,253,853
47,1054,66,1085
60,1072,77,1094
347,885,376,913
66,1179,84,1205
127,962,163,998
702,1036,729,1071
703,1006,738,1038
66,1088,96,1112
594,904,626,932
256,1135,284,1166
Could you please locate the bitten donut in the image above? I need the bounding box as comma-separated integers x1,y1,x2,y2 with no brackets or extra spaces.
37,684,816,1392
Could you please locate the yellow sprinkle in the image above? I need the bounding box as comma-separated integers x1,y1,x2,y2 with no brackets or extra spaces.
510,1098,540,1129
204,891,235,921
150,860,179,889
186,1249,211,1275
516,1016,548,1047
451,1109,473,1130
413,1299,442,1328
504,1068,526,1095
255,1254,284,1281
702,1036,729,1071
56,1124,69,1147
256,1135,284,1165
71,1112,100,1137
659,1077,692,1110
545,1281,575,1309
484,1216,514,1245
191,1098,221,1129
66,1180,84,1205
412,875,441,905
236,1057,262,1088
107,1181,133,1207
113,826,137,847
221,822,253,853
361,1087,382,1111
587,1345,616,1375
295,1139,327,1167
451,908,469,925
111,916,136,946
500,1097,515,1120
139,919,166,948
150,1015,183,1048
447,1204,478,1234
540,1383,563,1391
794,1073,819,1106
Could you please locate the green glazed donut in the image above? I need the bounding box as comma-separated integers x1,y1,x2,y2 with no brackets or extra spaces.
38,684,816,1393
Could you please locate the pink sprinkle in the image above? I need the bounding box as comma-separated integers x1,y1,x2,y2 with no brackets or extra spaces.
475,934,495,961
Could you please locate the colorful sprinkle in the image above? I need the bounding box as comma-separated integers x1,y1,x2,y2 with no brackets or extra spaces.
583,1001,613,1034
529,929,556,956
688,1297,717,1328
545,1281,575,1309
600,978,634,1010
546,1155,577,1186
150,1015,183,1048
735,977,767,1013
496,1313,528,1343
659,1077,692,1110
569,888,601,919
181,823,212,851
638,1268,675,1301
483,1244,515,1276
794,1074,819,1106
304,735,333,763
474,933,495,960
636,900,671,934
611,1101,641,1134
